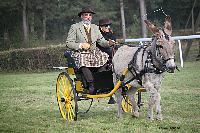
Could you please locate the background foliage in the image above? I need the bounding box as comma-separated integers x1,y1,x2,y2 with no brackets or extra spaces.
0,45,67,71
0,0,199,50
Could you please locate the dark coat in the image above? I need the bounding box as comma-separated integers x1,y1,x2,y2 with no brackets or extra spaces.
97,30,116,58
101,31,116,41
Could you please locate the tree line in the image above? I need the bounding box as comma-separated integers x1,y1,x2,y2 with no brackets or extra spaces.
0,0,199,51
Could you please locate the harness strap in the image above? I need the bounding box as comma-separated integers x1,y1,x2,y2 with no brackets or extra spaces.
145,51,166,74
127,46,146,86
126,46,166,86
162,28,170,40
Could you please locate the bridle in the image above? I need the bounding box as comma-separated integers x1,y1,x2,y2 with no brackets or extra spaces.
155,31,175,64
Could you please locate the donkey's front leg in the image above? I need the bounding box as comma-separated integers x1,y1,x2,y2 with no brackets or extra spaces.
116,89,123,118
155,92,162,120
127,88,139,118
154,78,163,121
145,82,157,120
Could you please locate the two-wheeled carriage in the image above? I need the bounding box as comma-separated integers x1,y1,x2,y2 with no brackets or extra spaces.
54,51,146,121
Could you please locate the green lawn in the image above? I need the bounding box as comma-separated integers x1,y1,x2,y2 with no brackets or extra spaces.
0,61,200,133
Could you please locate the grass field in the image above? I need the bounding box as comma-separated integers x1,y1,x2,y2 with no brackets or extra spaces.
0,61,200,133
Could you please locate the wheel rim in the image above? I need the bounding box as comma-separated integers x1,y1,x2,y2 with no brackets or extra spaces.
56,73,77,121
121,96,132,113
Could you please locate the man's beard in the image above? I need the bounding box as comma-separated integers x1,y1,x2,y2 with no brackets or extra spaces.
82,20,91,25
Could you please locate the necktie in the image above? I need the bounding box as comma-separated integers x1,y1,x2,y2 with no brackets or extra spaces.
84,25,90,33
87,26,90,32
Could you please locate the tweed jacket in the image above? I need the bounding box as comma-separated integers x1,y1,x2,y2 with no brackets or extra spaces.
66,22,109,50
65,22,110,68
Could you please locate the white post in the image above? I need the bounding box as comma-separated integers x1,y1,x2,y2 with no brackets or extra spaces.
140,41,143,45
178,40,184,67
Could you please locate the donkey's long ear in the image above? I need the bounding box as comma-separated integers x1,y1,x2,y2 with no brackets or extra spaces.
144,20,160,36
163,15,172,35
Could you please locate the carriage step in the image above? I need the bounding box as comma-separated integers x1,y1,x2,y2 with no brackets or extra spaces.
138,102,144,108
77,95,90,101
61,98,65,102
137,88,146,92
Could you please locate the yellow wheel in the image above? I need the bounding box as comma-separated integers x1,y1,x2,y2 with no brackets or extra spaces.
121,96,132,113
56,72,77,121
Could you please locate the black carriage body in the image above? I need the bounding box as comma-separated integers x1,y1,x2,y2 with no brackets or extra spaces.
93,70,114,93
74,68,114,94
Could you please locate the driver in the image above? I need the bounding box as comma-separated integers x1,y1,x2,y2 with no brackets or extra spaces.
66,7,112,94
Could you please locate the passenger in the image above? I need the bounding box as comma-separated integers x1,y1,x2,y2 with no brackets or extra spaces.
98,18,116,61
66,7,112,94
99,18,117,104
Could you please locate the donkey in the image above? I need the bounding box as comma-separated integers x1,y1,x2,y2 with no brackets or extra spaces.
112,16,176,120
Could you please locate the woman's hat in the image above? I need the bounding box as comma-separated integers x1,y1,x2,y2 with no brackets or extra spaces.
99,19,112,26
78,7,95,17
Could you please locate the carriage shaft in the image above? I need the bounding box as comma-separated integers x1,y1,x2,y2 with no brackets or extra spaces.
85,68,129,99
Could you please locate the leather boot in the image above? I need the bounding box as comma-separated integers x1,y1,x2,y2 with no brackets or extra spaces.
88,83,95,94
108,96,116,104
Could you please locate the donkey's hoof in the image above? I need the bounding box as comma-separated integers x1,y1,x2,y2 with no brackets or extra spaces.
117,114,123,119
156,115,163,121
117,116,123,119
133,111,139,118
156,117,163,121
147,116,154,121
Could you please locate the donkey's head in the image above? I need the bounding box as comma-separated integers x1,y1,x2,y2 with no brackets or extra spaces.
144,16,176,73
